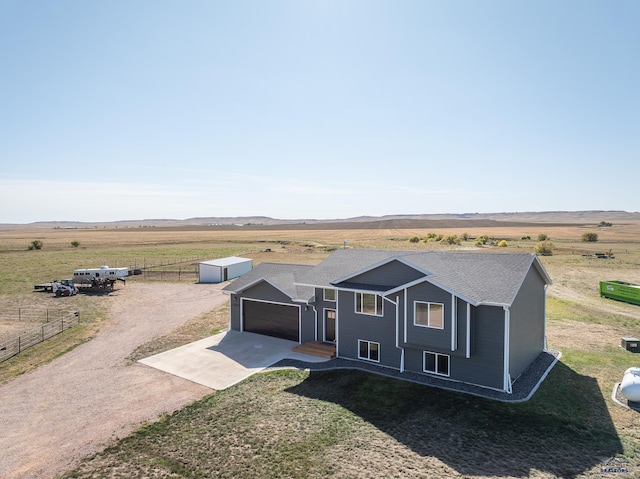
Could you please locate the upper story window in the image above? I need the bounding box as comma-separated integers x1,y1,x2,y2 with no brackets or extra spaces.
414,301,444,329
323,288,336,302
355,292,383,316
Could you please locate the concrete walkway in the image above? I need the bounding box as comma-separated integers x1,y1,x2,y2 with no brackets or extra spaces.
138,330,330,390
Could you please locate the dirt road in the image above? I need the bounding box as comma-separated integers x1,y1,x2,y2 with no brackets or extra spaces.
0,282,227,479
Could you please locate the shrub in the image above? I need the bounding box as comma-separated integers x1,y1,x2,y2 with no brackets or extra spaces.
441,234,461,245
408,236,420,243
71,240,80,248
521,235,531,241
582,232,599,242
537,233,548,241
535,240,554,255
423,232,442,242
476,235,489,245
462,232,470,241
28,240,43,250
598,221,612,227
498,240,508,247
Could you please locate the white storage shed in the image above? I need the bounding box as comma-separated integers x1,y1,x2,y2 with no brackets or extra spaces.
198,257,253,283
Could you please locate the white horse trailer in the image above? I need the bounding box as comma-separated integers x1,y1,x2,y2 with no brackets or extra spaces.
73,265,129,290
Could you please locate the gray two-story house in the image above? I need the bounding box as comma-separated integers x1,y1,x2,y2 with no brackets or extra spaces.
222,249,552,394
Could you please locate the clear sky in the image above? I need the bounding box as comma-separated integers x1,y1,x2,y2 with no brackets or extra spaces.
1,1,638,224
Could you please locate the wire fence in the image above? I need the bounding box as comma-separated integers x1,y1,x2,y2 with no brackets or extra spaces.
0,309,80,363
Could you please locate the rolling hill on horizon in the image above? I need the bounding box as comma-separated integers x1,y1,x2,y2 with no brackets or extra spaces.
3,210,638,230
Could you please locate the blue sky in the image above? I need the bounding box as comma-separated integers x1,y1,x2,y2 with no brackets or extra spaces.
1,1,638,223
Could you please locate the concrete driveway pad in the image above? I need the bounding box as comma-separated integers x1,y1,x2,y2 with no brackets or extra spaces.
139,330,329,390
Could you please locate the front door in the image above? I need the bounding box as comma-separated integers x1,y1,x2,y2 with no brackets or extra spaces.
324,309,336,343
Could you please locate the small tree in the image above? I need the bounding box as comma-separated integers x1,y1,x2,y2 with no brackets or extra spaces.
71,240,80,248
28,240,43,250
582,232,599,242
535,240,554,255
537,233,548,241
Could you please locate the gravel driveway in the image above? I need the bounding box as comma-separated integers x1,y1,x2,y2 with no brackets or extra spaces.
0,282,227,479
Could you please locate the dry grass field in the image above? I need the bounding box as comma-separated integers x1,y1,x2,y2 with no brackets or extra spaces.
1,214,640,478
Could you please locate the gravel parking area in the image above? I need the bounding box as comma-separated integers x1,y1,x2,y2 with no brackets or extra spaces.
0,282,227,479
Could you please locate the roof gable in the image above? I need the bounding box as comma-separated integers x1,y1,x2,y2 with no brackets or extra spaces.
336,258,427,290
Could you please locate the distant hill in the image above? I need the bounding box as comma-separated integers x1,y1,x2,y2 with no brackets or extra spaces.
3,210,638,230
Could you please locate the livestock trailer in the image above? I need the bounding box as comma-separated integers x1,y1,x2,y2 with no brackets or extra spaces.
600,280,640,306
198,257,252,283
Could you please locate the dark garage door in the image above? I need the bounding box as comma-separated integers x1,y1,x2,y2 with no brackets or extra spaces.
243,301,299,342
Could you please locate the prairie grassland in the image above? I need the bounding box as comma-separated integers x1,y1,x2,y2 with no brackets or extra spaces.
2,220,640,477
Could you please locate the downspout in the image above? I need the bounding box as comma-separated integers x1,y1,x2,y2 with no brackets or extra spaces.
503,306,512,394
383,295,404,372
543,284,548,351
310,304,318,342
451,295,457,351
465,303,471,359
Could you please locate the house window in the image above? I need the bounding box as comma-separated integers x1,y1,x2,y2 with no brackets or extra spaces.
324,288,336,302
414,301,444,329
358,340,380,362
355,293,383,316
423,351,450,376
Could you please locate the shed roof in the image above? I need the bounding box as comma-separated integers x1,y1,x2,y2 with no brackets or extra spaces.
200,256,252,267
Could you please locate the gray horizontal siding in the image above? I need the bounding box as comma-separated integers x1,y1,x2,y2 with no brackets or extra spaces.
336,290,401,368
342,260,425,289
509,267,546,379
403,282,453,351
403,304,505,390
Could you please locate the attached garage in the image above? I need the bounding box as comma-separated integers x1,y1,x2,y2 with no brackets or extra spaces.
242,299,300,342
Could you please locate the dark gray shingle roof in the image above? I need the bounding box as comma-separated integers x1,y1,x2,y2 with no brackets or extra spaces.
222,262,315,302
297,249,551,306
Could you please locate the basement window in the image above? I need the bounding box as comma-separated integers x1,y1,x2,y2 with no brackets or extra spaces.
358,340,380,362
423,351,450,376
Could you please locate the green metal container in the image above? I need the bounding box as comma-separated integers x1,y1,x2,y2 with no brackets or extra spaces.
600,280,640,306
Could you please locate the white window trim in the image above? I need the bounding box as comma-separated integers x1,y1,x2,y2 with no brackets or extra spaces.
355,292,384,316
323,288,336,302
423,351,450,377
358,339,380,362
414,301,445,329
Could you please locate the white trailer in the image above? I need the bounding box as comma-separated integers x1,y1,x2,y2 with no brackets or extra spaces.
198,257,252,283
73,265,129,290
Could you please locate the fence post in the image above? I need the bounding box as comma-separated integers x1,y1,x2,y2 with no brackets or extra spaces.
42,325,45,341
61,316,64,332
18,336,21,353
